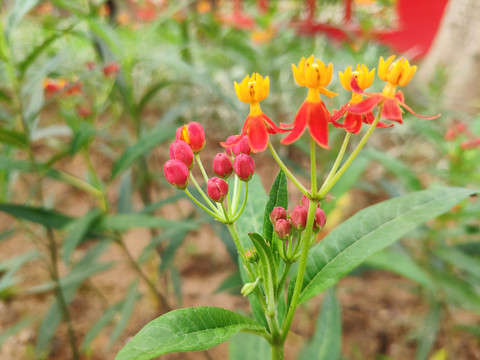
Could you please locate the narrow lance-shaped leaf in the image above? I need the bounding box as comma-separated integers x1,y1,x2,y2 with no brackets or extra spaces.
292,187,477,304
115,307,268,360
299,288,341,360
249,233,278,307
263,170,288,244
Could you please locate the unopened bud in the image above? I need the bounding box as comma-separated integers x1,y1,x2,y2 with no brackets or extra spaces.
274,219,291,239
212,153,233,178
245,248,258,263
241,276,261,297
169,140,194,169
234,154,255,181
290,205,308,230
313,208,326,231
234,135,252,156
207,177,229,202
223,136,237,157
163,159,189,189
176,122,206,153
270,206,287,224
301,194,320,209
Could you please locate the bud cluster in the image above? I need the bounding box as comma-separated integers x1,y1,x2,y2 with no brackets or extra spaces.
269,199,327,240
163,123,256,206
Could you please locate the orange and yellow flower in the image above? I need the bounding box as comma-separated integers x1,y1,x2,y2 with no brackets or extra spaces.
281,56,337,148
331,64,391,134
347,55,439,123
221,73,287,153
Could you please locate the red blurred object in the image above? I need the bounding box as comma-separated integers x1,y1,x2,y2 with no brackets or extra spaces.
103,62,120,77
219,0,449,58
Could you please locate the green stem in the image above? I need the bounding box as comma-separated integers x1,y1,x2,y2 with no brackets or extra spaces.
268,142,309,197
310,137,317,194
281,198,318,341
318,131,351,196
276,262,291,299
184,189,224,220
271,339,284,360
231,182,248,222
318,109,383,198
189,173,222,216
195,154,210,183
225,223,268,312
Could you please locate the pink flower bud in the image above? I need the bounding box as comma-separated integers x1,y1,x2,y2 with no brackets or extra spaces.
163,159,189,189
221,135,251,157
212,153,233,178
176,122,206,153
245,248,259,263
274,219,291,239
290,205,308,230
223,136,237,157
207,177,229,202
234,136,252,156
301,194,320,209
313,208,326,230
270,206,287,224
169,140,194,169
234,154,255,181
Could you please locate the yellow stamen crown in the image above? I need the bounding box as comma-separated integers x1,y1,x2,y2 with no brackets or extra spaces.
234,73,270,103
292,55,333,89
378,55,417,87
338,64,375,91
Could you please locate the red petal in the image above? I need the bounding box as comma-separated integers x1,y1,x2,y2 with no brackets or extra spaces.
330,105,347,122
394,90,405,103
361,112,393,128
347,95,383,115
307,102,330,148
247,115,269,152
397,98,441,120
344,112,362,134
350,77,368,95
382,98,403,123
281,102,308,145
262,114,289,134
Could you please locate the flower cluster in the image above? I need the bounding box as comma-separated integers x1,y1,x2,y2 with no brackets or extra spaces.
222,55,439,153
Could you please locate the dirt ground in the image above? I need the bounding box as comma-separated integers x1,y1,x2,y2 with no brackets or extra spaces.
1,140,479,360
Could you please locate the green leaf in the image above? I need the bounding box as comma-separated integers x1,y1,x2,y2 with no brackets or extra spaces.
249,233,277,308
433,246,480,281
239,260,268,329
229,332,271,360
96,214,178,231
235,175,267,248
63,209,102,263
365,249,435,290
109,280,139,347
431,271,480,312
299,288,341,360
263,170,288,243
415,302,442,360
0,156,32,172
0,203,72,229
294,187,477,304
4,0,42,39
115,307,267,360
215,272,243,294
117,171,133,214
35,242,110,356
0,128,28,149
82,299,126,351
0,317,35,349
110,127,175,180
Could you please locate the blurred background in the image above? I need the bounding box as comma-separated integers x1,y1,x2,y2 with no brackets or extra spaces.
0,1,479,359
